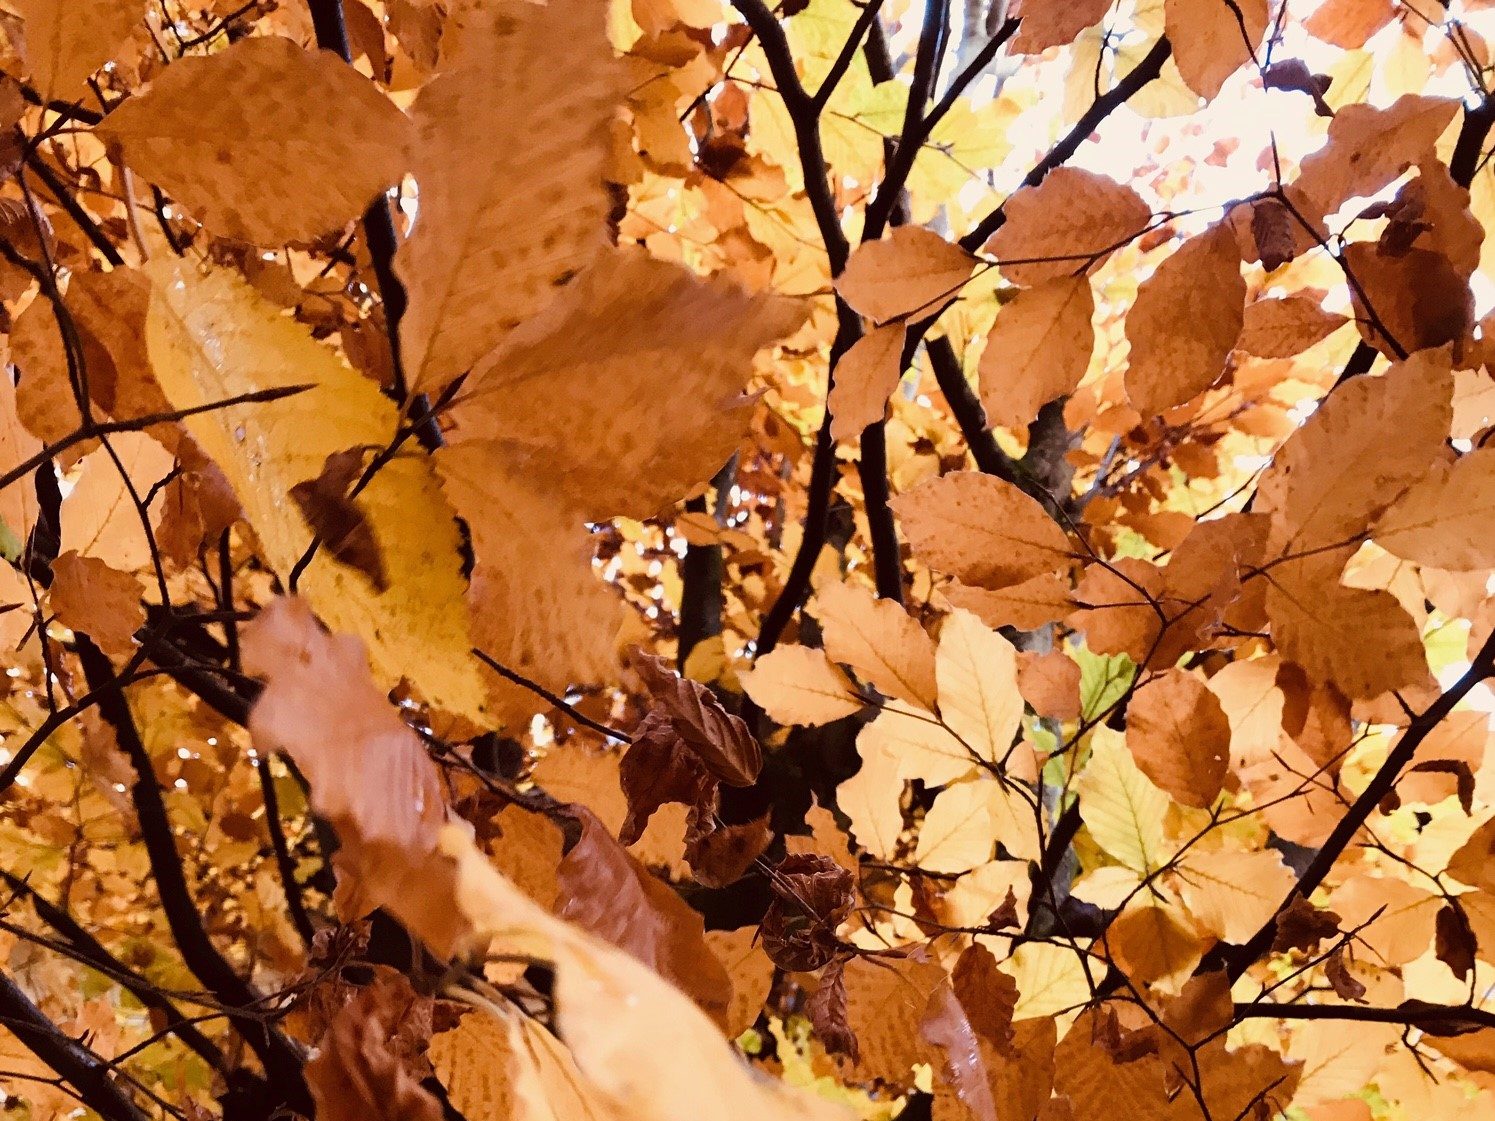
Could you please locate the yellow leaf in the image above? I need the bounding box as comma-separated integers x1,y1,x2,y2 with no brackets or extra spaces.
914,780,998,874
101,37,414,245
1002,942,1093,1021
1075,729,1170,875
430,1004,609,1121
145,258,485,718
835,227,975,325
934,609,1022,767
409,827,853,1121
739,645,864,726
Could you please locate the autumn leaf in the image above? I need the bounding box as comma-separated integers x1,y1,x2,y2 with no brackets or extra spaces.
815,580,938,709
396,0,620,390
835,227,976,325
1124,222,1245,414
978,275,1096,430
145,257,486,718
101,37,414,245
740,645,864,726
828,322,905,439
1125,668,1230,809
984,168,1151,285
1165,0,1270,100
17,0,143,103
892,472,1072,590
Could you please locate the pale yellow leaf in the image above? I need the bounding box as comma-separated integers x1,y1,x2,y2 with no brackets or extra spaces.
915,781,998,874
1075,729,1170,875
145,258,485,718
739,645,864,726
101,37,413,245
935,609,1022,767
1001,942,1093,1021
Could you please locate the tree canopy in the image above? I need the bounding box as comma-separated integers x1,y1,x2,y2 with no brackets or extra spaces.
3,1,1495,1119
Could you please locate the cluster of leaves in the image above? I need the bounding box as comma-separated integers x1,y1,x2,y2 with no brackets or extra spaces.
5,0,1495,1120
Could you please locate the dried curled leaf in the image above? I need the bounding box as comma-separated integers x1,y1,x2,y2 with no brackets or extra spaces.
627,649,761,786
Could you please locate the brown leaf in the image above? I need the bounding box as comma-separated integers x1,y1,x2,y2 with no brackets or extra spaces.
1343,242,1473,357
1124,222,1245,414
835,227,975,325
1295,94,1459,218
48,551,143,658
1435,903,1477,981
17,0,143,103
1272,897,1342,955
686,813,771,889
978,275,1096,430
759,853,855,971
944,572,1072,631
617,708,717,846
1016,650,1081,720
306,975,443,1121
985,168,1151,286
1125,669,1230,808
242,596,447,915
626,649,761,786
1304,0,1397,48
806,959,858,1061
100,37,414,244
290,449,388,593
1010,0,1112,53
555,807,731,1027
893,472,1072,589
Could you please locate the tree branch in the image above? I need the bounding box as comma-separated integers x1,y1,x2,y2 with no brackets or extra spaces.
72,637,310,1110
960,36,1173,252
0,968,152,1121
